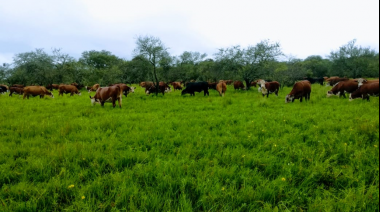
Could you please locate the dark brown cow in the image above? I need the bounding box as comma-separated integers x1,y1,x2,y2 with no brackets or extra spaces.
250,80,258,87
285,81,311,103
58,85,81,96
325,77,349,86
170,82,183,91
86,84,100,93
90,85,122,108
233,81,245,90
258,80,280,97
350,82,379,101
23,86,54,99
216,81,227,97
327,80,359,98
9,87,24,97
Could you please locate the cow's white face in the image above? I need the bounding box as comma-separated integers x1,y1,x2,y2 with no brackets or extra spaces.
90,96,96,105
357,78,366,87
145,90,150,95
165,87,171,93
258,87,262,92
78,92,82,96
285,95,293,103
349,94,354,101
50,94,54,99
130,87,136,93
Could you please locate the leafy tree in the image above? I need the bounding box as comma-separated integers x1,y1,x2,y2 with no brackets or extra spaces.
133,35,169,95
214,46,244,81
329,39,378,78
303,55,331,77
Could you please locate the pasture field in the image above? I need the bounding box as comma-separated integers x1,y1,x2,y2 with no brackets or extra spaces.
0,84,379,211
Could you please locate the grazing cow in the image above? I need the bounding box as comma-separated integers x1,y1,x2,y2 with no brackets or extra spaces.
350,82,379,101
90,85,122,108
145,82,171,95
355,78,379,87
216,81,227,97
86,84,100,93
259,80,280,97
46,84,60,91
170,82,183,91
23,86,54,99
233,81,245,90
58,85,81,96
327,80,359,98
181,82,209,96
325,77,349,86
304,77,324,85
250,80,259,87
9,87,24,97
285,81,311,103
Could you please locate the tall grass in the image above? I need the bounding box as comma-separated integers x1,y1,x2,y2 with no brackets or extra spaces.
0,84,378,211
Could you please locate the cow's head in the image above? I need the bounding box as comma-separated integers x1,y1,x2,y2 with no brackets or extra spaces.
356,78,367,87
326,90,339,98
90,96,100,105
285,95,294,103
181,89,189,95
145,86,154,95
77,91,82,96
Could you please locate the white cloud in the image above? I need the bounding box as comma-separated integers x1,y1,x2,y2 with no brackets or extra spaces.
0,0,378,64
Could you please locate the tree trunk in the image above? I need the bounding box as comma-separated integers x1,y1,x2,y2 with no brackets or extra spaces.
153,65,159,96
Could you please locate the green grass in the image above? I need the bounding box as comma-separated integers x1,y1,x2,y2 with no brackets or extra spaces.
0,84,379,211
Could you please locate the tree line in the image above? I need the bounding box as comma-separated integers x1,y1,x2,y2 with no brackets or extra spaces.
0,37,378,89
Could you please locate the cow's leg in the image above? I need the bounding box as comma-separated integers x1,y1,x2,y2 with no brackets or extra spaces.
101,101,105,107
342,93,346,98
300,97,303,102
275,90,278,96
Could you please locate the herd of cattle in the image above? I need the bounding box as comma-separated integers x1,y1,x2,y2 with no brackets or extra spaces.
0,76,379,107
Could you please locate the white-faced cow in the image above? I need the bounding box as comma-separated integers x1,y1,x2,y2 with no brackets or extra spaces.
258,80,280,98
350,82,379,101
285,80,311,103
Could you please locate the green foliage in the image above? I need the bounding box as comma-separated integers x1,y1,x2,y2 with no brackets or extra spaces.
0,84,378,211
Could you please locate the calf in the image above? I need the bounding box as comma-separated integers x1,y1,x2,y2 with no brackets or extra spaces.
285,81,311,103
350,82,379,101
259,80,280,98
181,82,209,96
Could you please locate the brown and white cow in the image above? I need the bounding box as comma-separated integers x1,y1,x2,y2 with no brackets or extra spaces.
326,80,359,98
259,80,280,97
285,81,311,103
86,84,100,93
216,81,227,97
233,81,245,90
23,86,54,99
90,85,122,108
350,82,379,101
58,85,81,96
9,87,24,97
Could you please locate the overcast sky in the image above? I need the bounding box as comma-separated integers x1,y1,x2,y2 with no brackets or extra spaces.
1,0,379,64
